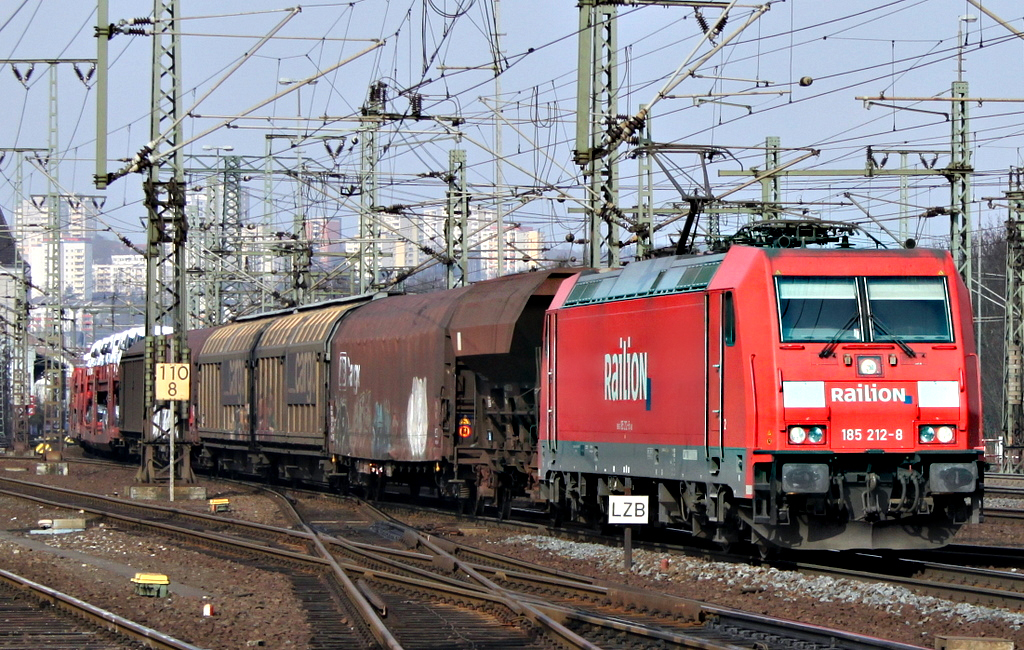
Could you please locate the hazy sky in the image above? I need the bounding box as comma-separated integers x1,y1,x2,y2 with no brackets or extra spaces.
1,1,1022,257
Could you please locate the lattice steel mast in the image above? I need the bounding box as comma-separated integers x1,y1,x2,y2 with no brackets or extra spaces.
137,0,193,489
1003,168,1024,471
574,0,620,268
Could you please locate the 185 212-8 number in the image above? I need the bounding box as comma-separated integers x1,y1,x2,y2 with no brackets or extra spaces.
841,428,903,442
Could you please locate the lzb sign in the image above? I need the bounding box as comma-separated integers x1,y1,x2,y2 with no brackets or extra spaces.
607,495,649,524
156,363,190,401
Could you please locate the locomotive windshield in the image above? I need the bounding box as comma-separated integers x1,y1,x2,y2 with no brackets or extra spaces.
777,278,860,342
866,277,951,342
777,276,952,343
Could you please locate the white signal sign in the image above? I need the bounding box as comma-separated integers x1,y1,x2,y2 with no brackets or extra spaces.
156,363,190,401
607,495,649,524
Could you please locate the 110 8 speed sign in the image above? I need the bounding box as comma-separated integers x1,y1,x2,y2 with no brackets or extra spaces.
156,363,190,401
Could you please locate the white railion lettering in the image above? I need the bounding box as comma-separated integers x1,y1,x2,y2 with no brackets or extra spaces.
604,354,613,400
619,350,626,399
625,353,633,400
602,338,650,403
610,350,617,400
626,354,634,399
828,384,913,404
640,353,648,400
610,355,618,400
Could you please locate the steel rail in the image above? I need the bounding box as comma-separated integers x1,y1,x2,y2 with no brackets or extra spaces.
1,466,986,649
788,558,1024,611
0,567,203,650
979,507,1024,521
0,474,311,545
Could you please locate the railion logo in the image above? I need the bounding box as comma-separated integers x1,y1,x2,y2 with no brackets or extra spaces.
830,384,913,404
604,337,650,407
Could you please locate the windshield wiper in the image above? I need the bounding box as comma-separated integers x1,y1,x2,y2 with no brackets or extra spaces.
819,314,860,359
869,315,917,358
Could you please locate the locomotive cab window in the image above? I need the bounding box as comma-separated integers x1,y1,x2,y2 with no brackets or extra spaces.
777,278,860,342
777,276,953,344
866,277,952,342
723,291,736,346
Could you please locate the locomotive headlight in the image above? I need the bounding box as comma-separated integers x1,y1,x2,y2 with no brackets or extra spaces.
919,425,955,444
919,425,936,443
788,426,807,444
788,425,825,445
807,426,825,444
936,426,955,444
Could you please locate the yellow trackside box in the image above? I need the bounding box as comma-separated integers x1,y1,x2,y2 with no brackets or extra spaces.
208,498,230,513
131,573,170,597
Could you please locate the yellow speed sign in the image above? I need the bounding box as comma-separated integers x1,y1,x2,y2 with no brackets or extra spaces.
156,363,191,401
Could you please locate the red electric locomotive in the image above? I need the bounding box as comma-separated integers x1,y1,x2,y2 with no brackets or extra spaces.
539,244,983,550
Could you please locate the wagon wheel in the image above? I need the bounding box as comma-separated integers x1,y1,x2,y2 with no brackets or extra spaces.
496,484,513,520
369,474,387,502
457,482,478,515
755,540,776,562
547,500,564,527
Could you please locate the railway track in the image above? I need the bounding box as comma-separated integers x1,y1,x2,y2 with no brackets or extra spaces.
290,490,940,650
371,492,1024,616
781,552,1024,611
0,474,375,649
0,472,939,650
0,565,201,650
981,472,1024,500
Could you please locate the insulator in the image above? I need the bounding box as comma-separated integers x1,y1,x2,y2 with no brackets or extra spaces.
369,81,387,104
409,93,423,117
716,15,727,35
694,9,710,34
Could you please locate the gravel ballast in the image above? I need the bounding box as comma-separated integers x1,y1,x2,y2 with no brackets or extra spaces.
2,453,1021,649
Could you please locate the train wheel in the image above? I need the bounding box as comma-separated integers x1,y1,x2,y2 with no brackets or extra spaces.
496,485,512,520
567,493,583,524
369,474,386,502
755,541,776,562
408,476,424,500
547,501,564,527
456,482,476,515
458,495,476,515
